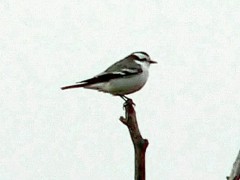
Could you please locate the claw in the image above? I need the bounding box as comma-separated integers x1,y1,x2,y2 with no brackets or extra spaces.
123,98,135,109
119,95,135,108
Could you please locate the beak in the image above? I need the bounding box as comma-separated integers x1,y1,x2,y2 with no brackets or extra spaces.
149,60,157,64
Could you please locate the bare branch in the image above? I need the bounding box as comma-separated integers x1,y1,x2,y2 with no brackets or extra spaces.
227,150,240,180
119,99,149,180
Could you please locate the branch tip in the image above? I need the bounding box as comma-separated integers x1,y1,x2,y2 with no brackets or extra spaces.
123,99,135,109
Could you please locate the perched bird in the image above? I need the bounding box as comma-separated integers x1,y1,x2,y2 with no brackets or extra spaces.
61,52,157,101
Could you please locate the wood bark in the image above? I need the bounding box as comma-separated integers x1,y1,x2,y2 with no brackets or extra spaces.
119,99,149,180
227,150,240,180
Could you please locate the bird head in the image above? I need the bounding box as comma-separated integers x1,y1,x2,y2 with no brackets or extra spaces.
131,52,157,66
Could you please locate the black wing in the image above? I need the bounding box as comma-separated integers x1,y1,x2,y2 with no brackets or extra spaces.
77,68,142,85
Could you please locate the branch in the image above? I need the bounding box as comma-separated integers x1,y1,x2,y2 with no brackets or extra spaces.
119,99,149,180
227,150,240,180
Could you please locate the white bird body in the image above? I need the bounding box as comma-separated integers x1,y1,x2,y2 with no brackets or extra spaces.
61,52,156,100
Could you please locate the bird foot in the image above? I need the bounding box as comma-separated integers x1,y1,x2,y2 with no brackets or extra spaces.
124,98,135,106
119,95,135,109
123,98,135,109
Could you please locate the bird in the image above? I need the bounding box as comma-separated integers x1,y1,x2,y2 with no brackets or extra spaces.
61,51,157,101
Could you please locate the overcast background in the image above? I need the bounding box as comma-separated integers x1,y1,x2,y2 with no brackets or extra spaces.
1,0,240,179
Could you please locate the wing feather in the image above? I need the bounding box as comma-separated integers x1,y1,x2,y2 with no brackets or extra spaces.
76,68,142,85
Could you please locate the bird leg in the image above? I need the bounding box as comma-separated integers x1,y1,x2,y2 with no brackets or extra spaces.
119,95,129,101
119,95,135,107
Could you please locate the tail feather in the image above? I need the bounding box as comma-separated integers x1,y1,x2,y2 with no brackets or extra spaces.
61,83,86,90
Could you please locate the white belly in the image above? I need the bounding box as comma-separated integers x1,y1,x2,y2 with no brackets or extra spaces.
84,61,151,95
104,70,149,95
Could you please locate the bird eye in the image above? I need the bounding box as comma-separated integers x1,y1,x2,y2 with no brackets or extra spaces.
137,57,147,62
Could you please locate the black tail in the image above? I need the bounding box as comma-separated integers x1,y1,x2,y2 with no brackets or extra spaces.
61,84,86,90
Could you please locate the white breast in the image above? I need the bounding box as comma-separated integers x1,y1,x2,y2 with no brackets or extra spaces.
84,61,151,95
104,62,150,95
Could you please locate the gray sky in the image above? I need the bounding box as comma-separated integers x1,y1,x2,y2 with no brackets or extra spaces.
1,0,240,179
